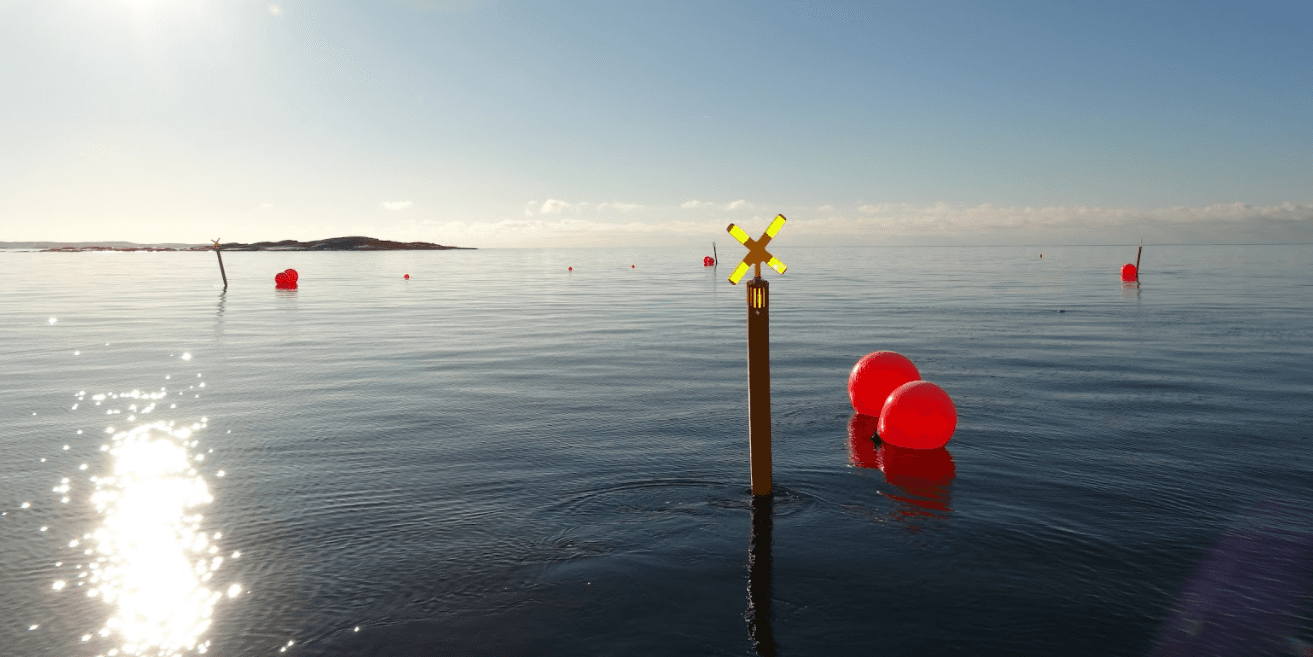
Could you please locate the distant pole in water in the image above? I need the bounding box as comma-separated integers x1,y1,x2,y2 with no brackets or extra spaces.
727,215,790,496
1136,239,1143,273
713,241,718,267
212,238,228,289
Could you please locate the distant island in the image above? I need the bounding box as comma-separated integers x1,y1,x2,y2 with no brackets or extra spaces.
200,236,472,251
9,236,472,252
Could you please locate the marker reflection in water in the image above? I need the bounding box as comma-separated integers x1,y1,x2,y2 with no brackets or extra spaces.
83,418,238,656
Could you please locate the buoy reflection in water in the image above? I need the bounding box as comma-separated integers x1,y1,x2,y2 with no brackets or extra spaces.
84,419,236,656
847,413,956,522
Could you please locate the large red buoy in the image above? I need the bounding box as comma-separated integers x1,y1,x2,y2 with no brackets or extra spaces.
285,268,298,284
848,351,921,417
878,381,957,449
1121,263,1138,281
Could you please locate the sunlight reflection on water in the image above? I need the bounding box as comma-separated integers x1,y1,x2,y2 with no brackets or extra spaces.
74,411,238,657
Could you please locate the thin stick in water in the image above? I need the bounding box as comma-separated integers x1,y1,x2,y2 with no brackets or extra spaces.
213,238,228,288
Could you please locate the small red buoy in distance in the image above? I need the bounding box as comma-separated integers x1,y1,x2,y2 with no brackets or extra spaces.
631,265,635,268
404,274,410,280
1121,263,1138,281
568,267,572,272
848,351,921,417
275,268,298,289
878,381,957,450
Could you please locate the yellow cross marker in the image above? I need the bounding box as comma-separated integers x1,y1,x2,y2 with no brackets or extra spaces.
727,214,788,284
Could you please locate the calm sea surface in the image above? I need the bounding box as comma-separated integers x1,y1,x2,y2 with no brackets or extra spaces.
1,245,1311,656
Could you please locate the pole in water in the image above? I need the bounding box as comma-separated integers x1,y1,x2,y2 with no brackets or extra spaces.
1136,238,1142,274
713,241,718,267
212,238,228,289
745,494,777,656
746,270,770,495
727,215,789,496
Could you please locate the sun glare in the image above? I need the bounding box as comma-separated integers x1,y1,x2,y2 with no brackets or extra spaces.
80,419,232,657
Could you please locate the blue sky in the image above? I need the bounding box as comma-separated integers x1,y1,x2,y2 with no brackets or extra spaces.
2,0,1309,246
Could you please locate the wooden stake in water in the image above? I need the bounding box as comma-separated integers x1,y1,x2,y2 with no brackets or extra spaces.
1136,238,1142,274
713,241,718,267
727,216,790,496
746,269,770,495
212,238,228,289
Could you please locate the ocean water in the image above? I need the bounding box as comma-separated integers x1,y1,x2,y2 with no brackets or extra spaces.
1,244,1310,657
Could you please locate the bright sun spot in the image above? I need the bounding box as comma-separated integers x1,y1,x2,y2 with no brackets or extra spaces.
82,419,238,656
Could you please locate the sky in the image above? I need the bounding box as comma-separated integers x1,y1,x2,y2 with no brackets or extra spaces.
1,0,1310,247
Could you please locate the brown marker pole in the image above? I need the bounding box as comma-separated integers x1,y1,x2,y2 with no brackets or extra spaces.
1136,239,1142,274
727,215,789,497
213,238,228,288
746,263,771,496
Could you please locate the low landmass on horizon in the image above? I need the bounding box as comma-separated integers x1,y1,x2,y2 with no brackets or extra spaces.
4,236,473,252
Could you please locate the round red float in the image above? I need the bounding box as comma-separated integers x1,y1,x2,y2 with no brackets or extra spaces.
274,272,294,289
1121,263,1137,281
285,268,298,284
847,351,921,417
404,274,410,279
568,267,573,271
878,381,957,449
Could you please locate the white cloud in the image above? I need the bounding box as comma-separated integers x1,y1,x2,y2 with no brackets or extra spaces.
725,199,748,211
374,200,1312,248
681,200,714,209
381,201,413,210
540,199,570,214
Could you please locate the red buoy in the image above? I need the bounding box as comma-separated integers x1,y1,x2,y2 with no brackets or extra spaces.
848,351,920,417
631,265,635,268
703,256,715,266
568,267,573,271
1121,263,1138,281
285,268,298,284
404,274,410,280
275,268,298,289
878,381,957,449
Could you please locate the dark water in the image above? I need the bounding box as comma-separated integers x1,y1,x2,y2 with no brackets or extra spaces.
2,245,1311,656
